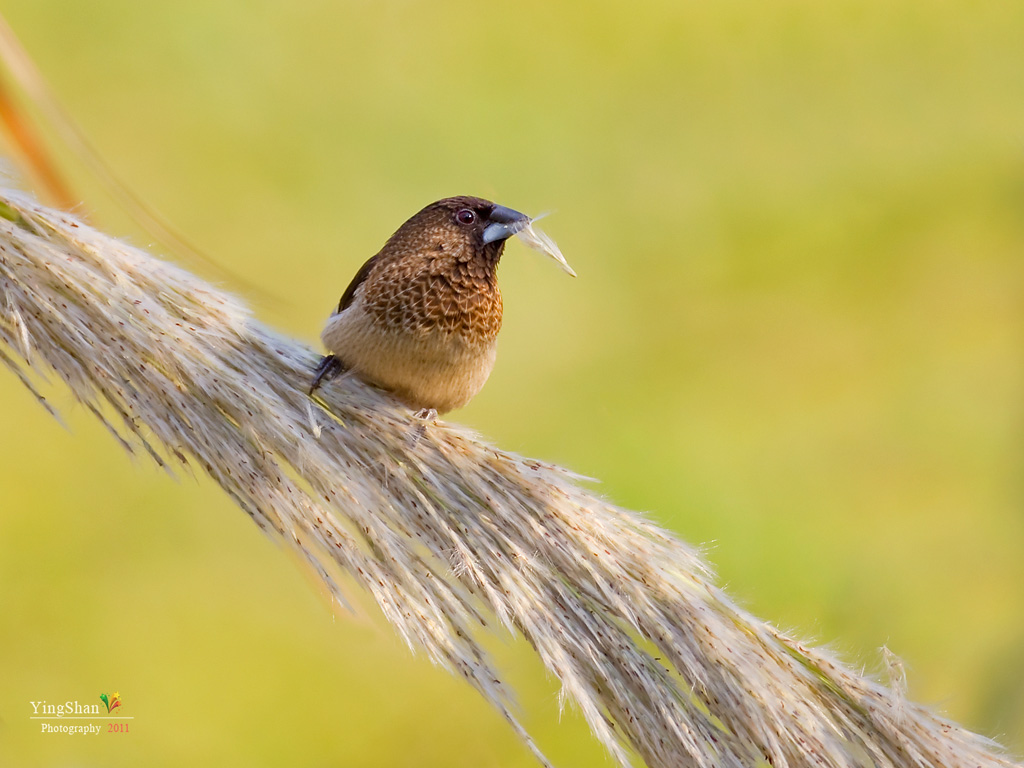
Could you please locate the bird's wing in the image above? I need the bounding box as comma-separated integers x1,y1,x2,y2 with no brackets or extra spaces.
335,253,381,314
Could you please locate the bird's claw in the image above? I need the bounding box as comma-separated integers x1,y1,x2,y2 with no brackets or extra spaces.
309,354,345,394
407,408,437,449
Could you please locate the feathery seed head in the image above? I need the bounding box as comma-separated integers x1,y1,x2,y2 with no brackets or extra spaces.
0,191,1016,768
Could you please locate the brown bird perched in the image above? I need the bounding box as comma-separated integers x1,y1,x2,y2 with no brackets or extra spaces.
310,195,574,416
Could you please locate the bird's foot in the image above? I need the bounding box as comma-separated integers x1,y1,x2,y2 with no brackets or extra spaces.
309,354,345,394
407,408,438,448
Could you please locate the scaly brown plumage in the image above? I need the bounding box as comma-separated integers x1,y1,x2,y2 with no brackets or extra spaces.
312,196,533,414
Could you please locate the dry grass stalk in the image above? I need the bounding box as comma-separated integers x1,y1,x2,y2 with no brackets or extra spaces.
0,189,1016,768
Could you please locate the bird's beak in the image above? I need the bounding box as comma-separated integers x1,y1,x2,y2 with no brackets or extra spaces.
482,204,531,244
484,204,577,276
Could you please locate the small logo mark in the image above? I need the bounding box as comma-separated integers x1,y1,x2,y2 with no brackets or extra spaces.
99,692,121,714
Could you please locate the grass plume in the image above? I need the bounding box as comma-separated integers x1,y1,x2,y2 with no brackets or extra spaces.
0,189,1017,768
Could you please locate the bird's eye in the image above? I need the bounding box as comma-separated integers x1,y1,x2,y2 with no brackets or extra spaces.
455,209,477,225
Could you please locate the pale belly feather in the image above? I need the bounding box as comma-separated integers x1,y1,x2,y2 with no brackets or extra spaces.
321,303,497,413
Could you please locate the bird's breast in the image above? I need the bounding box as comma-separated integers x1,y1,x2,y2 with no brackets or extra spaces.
361,261,503,343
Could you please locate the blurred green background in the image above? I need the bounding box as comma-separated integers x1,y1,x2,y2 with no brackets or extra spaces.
1,1,1022,766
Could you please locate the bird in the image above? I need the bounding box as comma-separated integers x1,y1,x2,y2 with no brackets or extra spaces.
310,195,573,416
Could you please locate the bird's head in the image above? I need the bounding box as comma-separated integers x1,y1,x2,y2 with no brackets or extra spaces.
381,196,528,269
